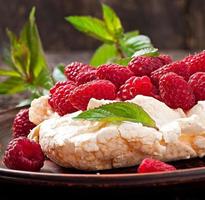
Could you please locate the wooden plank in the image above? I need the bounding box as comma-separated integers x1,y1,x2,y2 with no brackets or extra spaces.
186,0,205,49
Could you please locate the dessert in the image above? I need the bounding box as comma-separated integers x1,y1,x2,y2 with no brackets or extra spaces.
3,51,205,172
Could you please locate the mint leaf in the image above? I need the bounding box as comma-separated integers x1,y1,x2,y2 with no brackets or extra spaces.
74,102,156,128
0,77,26,94
65,16,115,43
0,69,20,77
33,68,53,90
120,33,153,57
53,64,66,82
20,7,53,89
2,47,15,69
90,44,117,66
123,30,139,39
114,57,131,66
17,99,32,107
11,41,31,76
20,7,51,80
132,48,159,57
102,4,123,37
6,29,25,75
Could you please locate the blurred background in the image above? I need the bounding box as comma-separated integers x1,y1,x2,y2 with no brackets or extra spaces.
0,0,205,109
0,0,205,52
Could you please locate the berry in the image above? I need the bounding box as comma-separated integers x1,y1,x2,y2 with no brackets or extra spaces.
183,51,205,75
3,137,44,171
117,76,153,100
128,56,164,77
158,54,172,65
96,64,134,88
188,72,205,101
159,72,195,110
48,83,77,116
50,80,75,94
12,109,36,138
64,62,93,81
138,158,176,173
75,70,98,85
69,80,116,110
151,61,190,84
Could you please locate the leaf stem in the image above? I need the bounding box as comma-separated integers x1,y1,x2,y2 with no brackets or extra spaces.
115,40,125,59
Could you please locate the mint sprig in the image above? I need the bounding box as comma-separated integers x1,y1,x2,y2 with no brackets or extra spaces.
66,3,155,67
0,7,53,98
73,102,156,128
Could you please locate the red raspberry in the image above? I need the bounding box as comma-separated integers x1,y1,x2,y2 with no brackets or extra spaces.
75,70,98,85
183,51,205,75
159,72,195,110
12,109,36,138
182,54,194,63
128,56,164,77
69,80,116,110
138,158,176,173
48,83,77,116
96,64,134,88
3,137,44,171
158,54,172,65
151,61,190,84
50,80,75,94
117,76,153,100
188,72,205,101
64,62,93,81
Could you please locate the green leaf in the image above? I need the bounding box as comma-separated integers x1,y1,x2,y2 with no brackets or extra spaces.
122,30,139,39
16,98,32,107
11,42,31,76
0,77,26,94
1,47,15,69
6,29,25,75
132,48,159,57
33,68,53,90
114,57,131,66
53,64,66,82
20,7,50,80
120,32,153,57
90,44,117,66
74,102,156,128
0,69,21,77
65,16,115,43
102,4,123,37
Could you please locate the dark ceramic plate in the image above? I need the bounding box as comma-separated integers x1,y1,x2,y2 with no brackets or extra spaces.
1,108,205,188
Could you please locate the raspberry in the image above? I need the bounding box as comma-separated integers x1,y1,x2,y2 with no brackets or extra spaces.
75,70,98,85
12,109,36,138
64,62,93,81
138,158,176,173
48,83,77,116
183,51,205,75
158,54,172,65
117,76,153,100
96,64,134,88
69,80,116,110
159,72,195,110
151,61,190,84
182,54,194,63
188,72,205,101
50,80,75,94
3,137,44,171
128,56,164,77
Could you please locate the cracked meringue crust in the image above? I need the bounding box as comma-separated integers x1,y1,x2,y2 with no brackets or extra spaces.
28,95,205,171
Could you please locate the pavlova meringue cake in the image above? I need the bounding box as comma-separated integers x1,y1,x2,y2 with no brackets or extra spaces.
28,95,205,171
